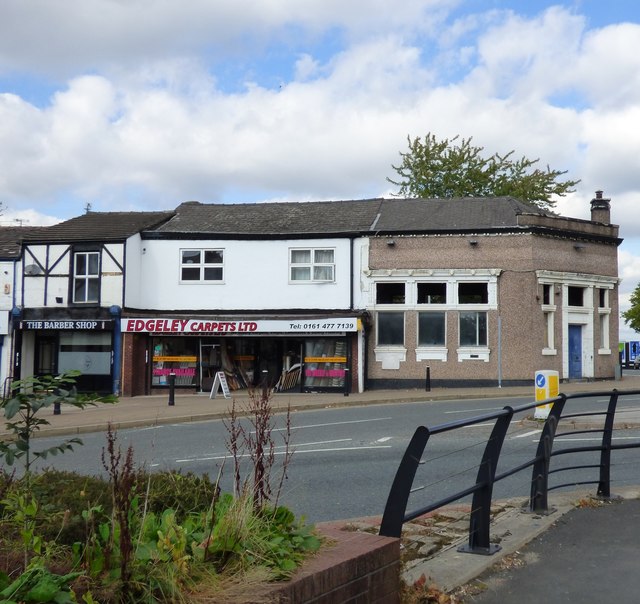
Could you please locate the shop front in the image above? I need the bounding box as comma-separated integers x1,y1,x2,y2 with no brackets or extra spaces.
14,317,116,394
120,316,361,396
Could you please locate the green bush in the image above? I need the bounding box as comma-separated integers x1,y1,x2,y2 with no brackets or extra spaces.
26,471,112,545
0,467,320,602
1,469,220,546
139,471,219,522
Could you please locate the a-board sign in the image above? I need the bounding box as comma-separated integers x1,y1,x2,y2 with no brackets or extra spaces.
210,371,231,399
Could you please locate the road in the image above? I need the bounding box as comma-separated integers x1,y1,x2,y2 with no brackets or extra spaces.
23,392,640,523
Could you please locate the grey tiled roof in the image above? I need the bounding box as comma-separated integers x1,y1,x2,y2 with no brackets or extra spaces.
153,199,384,235
0,227,49,259
149,197,548,236
375,197,546,231
25,211,175,243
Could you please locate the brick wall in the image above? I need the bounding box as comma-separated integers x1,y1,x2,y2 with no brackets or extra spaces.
265,524,401,603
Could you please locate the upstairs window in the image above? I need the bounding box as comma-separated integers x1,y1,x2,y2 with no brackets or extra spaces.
290,248,335,282
417,282,447,304
181,249,224,282
598,288,608,308
73,251,100,303
458,282,488,304
376,282,405,304
568,286,585,306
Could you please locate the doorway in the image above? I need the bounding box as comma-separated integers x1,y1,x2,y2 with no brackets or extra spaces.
35,335,57,376
568,324,582,379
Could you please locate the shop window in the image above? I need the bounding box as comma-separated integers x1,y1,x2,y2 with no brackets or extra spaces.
58,332,111,375
152,337,198,386
376,282,405,304
459,311,487,346
377,312,404,346
303,338,347,389
181,249,223,282
290,248,335,282
73,251,100,303
458,282,488,304
568,286,585,306
418,312,445,346
417,282,446,304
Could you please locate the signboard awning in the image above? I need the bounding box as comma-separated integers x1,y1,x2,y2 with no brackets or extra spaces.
19,320,113,331
121,317,358,334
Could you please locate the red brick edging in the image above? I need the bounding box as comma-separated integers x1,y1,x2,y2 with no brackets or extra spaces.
265,524,401,603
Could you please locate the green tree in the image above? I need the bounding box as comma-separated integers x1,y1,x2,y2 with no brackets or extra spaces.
623,283,640,334
387,132,580,210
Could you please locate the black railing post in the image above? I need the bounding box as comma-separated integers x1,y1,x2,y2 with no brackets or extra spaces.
425,366,431,392
53,385,62,415
168,373,176,406
379,426,431,538
343,367,350,396
597,389,618,498
529,395,566,513
459,407,513,555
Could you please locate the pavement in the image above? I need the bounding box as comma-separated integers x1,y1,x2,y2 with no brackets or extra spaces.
4,373,640,439
3,373,640,602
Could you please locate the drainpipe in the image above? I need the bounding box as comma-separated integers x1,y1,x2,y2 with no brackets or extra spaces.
497,315,502,388
110,305,122,395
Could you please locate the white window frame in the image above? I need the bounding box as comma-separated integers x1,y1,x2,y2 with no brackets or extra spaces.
72,251,100,303
459,310,488,347
289,248,335,283
416,310,448,362
180,249,224,283
376,311,405,347
598,288,611,354
417,311,446,346
542,310,557,355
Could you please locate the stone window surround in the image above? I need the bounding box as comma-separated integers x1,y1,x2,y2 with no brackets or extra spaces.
369,269,500,367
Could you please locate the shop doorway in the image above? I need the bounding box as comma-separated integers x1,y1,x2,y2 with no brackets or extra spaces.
34,332,113,394
199,341,220,393
35,335,57,375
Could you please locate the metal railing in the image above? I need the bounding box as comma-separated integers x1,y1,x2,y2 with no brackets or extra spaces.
379,389,640,555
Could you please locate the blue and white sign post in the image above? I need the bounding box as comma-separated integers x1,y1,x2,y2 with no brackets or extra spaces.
534,370,559,420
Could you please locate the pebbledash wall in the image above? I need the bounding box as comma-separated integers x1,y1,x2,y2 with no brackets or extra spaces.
361,198,621,389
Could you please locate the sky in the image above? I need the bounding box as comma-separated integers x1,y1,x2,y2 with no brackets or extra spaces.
1,0,640,339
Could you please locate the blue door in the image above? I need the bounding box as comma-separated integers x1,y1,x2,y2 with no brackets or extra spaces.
569,324,582,379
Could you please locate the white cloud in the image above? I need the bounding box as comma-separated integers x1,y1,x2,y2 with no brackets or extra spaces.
0,1,638,246
1,207,62,227
572,23,640,109
0,0,454,77
466,7,586,100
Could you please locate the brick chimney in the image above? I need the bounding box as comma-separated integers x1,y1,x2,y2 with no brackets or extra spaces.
590,190,611,224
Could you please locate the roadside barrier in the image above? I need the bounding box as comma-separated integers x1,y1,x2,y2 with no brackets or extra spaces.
379,389,640,555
